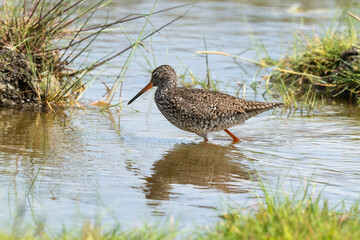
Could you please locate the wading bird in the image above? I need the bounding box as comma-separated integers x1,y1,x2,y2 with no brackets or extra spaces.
128,65,283,143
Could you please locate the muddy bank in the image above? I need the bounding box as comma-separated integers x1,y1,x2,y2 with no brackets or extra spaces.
0,48,39,108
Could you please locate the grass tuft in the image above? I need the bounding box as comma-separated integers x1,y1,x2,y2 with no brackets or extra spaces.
0,0,110,108
0,0,189,109
266,12,360,109
199,181,360,240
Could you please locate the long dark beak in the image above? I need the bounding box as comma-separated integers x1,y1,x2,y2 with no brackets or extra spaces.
128,82,153,105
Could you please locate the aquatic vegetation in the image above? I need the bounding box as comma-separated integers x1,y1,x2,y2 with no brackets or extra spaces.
0,0,108,108
266,12,360,108
0,0,187,109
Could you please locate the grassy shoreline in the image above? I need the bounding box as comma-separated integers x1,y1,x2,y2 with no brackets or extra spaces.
2,184,359,240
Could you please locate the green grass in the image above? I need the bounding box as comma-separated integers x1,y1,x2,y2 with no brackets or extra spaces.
0,224,179,240
2,181,360,240
266,11,360,109
199,182,360,240
0,218,180,240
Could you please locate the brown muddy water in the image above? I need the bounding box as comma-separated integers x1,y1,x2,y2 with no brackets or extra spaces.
1,0,360,230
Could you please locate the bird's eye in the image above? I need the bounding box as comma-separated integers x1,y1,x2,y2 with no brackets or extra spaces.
152,71,159,79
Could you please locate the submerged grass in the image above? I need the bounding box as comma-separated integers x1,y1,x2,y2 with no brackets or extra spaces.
2,181,360,239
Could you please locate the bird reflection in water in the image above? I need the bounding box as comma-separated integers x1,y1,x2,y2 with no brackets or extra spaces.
142,142,255,201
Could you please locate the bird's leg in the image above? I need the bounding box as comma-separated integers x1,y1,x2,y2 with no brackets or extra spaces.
199,133,208,143
224,129,240,143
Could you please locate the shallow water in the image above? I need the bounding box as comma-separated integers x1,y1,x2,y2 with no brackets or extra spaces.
1,0,360,231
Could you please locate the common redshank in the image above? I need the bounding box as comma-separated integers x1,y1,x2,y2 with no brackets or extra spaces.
128,65,283,143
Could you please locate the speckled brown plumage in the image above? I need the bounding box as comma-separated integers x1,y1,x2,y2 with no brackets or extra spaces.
128,65,283,143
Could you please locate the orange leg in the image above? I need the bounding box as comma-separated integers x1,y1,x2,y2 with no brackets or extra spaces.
224,129,240,144
201,134,208,143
